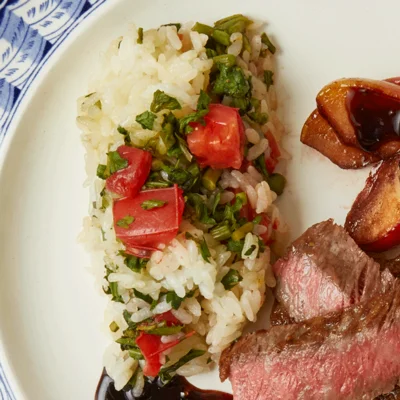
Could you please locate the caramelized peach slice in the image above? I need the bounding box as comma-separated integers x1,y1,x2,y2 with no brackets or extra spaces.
345,155,400,252
301,109,379,169
317,78,400,152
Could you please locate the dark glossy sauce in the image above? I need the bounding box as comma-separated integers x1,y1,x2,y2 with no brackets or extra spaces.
346,88,400,151
95,370,233,400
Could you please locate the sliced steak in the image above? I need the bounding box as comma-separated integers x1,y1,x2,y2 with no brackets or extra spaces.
273,219,389,322
270,301,294,326
375,255,400,278
220,281,400,400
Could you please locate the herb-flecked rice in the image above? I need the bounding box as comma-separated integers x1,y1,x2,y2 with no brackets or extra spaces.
78,15,288,395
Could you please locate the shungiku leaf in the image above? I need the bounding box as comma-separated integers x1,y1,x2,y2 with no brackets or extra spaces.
159,349,206,383
212,64,251,98
150,90,182,113
136,111,157,130
116,215,135,229
107,151,129,174
141,199,168,210
221,269,242,290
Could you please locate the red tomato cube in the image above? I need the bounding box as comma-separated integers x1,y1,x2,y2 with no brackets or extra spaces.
187,104,245,169
113,185,184,250
106,145,152,198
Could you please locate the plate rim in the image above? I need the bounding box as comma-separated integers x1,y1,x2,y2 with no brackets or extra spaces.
0,1,109,398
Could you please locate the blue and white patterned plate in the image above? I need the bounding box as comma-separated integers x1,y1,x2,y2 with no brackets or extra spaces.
1,0,400,398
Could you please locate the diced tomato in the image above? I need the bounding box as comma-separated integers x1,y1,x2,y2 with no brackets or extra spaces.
136,330,195,377
154,311,180,326
106,145,152,198
113,185,185,250
187,104,245,169
264,131,280,173
258,214,271,243
265,157,278,174
136,333,163,377
265,131,280,160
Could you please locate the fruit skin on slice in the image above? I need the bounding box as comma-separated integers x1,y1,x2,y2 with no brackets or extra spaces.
316,78,400,156
301,109,379,169
345,154,400,252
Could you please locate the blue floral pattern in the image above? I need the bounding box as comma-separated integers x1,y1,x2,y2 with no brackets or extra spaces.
0,0,106,397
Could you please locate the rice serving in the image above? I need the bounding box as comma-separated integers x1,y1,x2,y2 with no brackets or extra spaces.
78,15,287,394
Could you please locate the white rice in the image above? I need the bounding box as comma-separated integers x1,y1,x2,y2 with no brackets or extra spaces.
78,19,287,391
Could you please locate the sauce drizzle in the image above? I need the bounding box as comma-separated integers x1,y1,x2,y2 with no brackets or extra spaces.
346,88,400,151
95,369,233,400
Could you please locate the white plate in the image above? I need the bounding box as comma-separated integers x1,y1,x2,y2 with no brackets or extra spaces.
0,0,398,398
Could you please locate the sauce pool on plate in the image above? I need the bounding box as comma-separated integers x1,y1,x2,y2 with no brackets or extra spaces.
96,370,233,400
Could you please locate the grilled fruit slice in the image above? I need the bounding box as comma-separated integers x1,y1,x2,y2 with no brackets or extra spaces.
301,109,379,169
317,78,400,155
345,155,400,252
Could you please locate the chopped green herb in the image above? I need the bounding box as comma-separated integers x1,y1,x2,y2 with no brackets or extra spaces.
248,112,268,125
136,111,157,130
206,48,218,59
197,90,212,111
128,348,144,360
227,239,245,253
250,97,261,111
137,27,143,44
261,32,276,54
97,164,109,180
213,53,236,67
254,154,269,179
244,244,257,256
117,125,132,145
177,136,193,162
179,90,211,134
145,181,172,189
159,349,206,383
212,64,251,98
179,109,208,134
212,192,221,215
133,289,154,304
142,325,184,336
150,90,181,113
252,215,262,225
242,34,252,53
212,29,230,46
230,97,251,114
210,224,231,241
116,337,137,349
192,22,214,36
141,199,167,210
264,70,274,91
166,291,184,310
214,14,252,35
119,252,148,273
162,23,181,30
202,168,222,191
232,192,247,212
116,215,135,229
267,173,286,196
123,310,137,329
109,281,123,303
109,321,119,332
187,193,216,225
200,238,211,262
107,151,128,174
221,269,242,290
